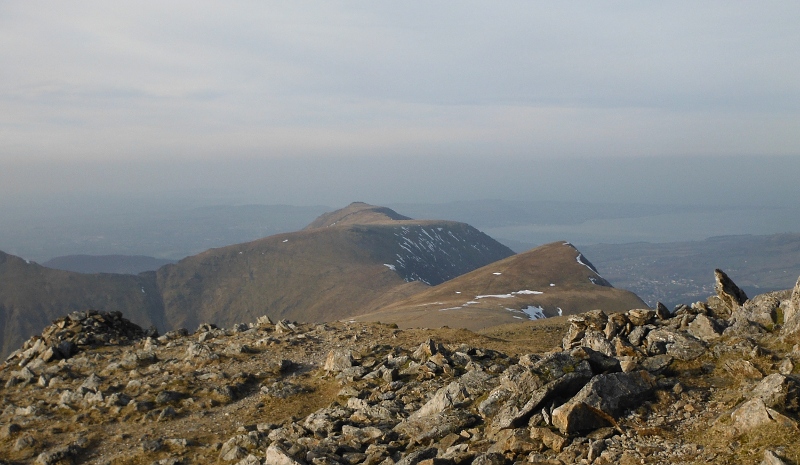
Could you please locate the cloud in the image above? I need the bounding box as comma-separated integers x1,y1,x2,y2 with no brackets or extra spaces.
1,1,799,163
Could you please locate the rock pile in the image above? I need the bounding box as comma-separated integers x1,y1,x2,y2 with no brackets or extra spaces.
1,271,800,465
4,310,151,368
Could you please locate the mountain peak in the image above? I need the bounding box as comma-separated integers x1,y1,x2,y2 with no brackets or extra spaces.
304,202,412,229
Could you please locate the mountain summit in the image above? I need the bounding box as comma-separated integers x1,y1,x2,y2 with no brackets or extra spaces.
304,202,412,229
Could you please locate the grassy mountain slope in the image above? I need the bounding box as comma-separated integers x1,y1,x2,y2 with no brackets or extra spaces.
155,203,515,331
0,251,164,357
357,241,647,330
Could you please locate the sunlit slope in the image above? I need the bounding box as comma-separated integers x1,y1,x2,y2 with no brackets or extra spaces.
357,242,648,330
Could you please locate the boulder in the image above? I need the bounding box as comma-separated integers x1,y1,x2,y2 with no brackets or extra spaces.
323,349,354,372
655,302,671,320
761,450,789,465
626,309,655,327
751,374,800,412
730,398,797,434
550,402,615,434
686,314,723,342
408,382,468,420
714,269,748,312
551,371,656,434
645,329,706,361
265,443,305,465
395,408,477,443
488,359,593,432
579,331,615,357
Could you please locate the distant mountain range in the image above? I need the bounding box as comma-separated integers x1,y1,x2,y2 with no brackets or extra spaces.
0,202,645,358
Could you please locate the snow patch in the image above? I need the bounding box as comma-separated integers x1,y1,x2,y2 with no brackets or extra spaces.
557,307,563,316
439,306,462,311
476,294,514,299
282,239,289,243
576,253,594,272
492,272,502,275
550,283,555,287
521,306,546,320
383,264,396,271
513,290,543,295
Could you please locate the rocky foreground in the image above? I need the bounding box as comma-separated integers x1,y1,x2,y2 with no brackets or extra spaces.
2,270,800,465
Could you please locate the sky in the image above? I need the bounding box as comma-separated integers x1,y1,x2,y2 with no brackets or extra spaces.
2,1,800,207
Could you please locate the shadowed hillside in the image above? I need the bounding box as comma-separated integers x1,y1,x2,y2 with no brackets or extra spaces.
0,251,164,357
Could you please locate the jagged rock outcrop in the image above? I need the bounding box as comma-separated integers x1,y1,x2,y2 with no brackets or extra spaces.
714,268,749,313
3,272,800,464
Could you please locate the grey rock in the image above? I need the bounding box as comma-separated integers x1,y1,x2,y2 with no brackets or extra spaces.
550,401,613,435
655,302,671,320
784,275,800,334
645,329,706,361
715,269,748,312
627,325,649,347
470,453,505,465
324,349,354,372
395,449,438,465
579,330,615,357
730,398,797,434
408,381,468,420
639,354,673,375
13,434,36,451
552,371,656,434
489,361,593,432
751,374,800,412
487,428,541,454
626,309,655,327
394,409,477,443
761,450,789,465
686,314,723,342
34,443,82,465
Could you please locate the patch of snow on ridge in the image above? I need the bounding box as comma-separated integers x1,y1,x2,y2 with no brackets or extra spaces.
383,264,396,271
493,272,502,275
476,290,544,299
522,306,546,320
476,294,514,299
557,307,563,316
576,253,594,272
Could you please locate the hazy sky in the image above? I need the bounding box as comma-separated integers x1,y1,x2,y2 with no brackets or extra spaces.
2,2,799,206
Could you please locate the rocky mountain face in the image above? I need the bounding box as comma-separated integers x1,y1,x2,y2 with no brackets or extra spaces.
2,271,800,465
